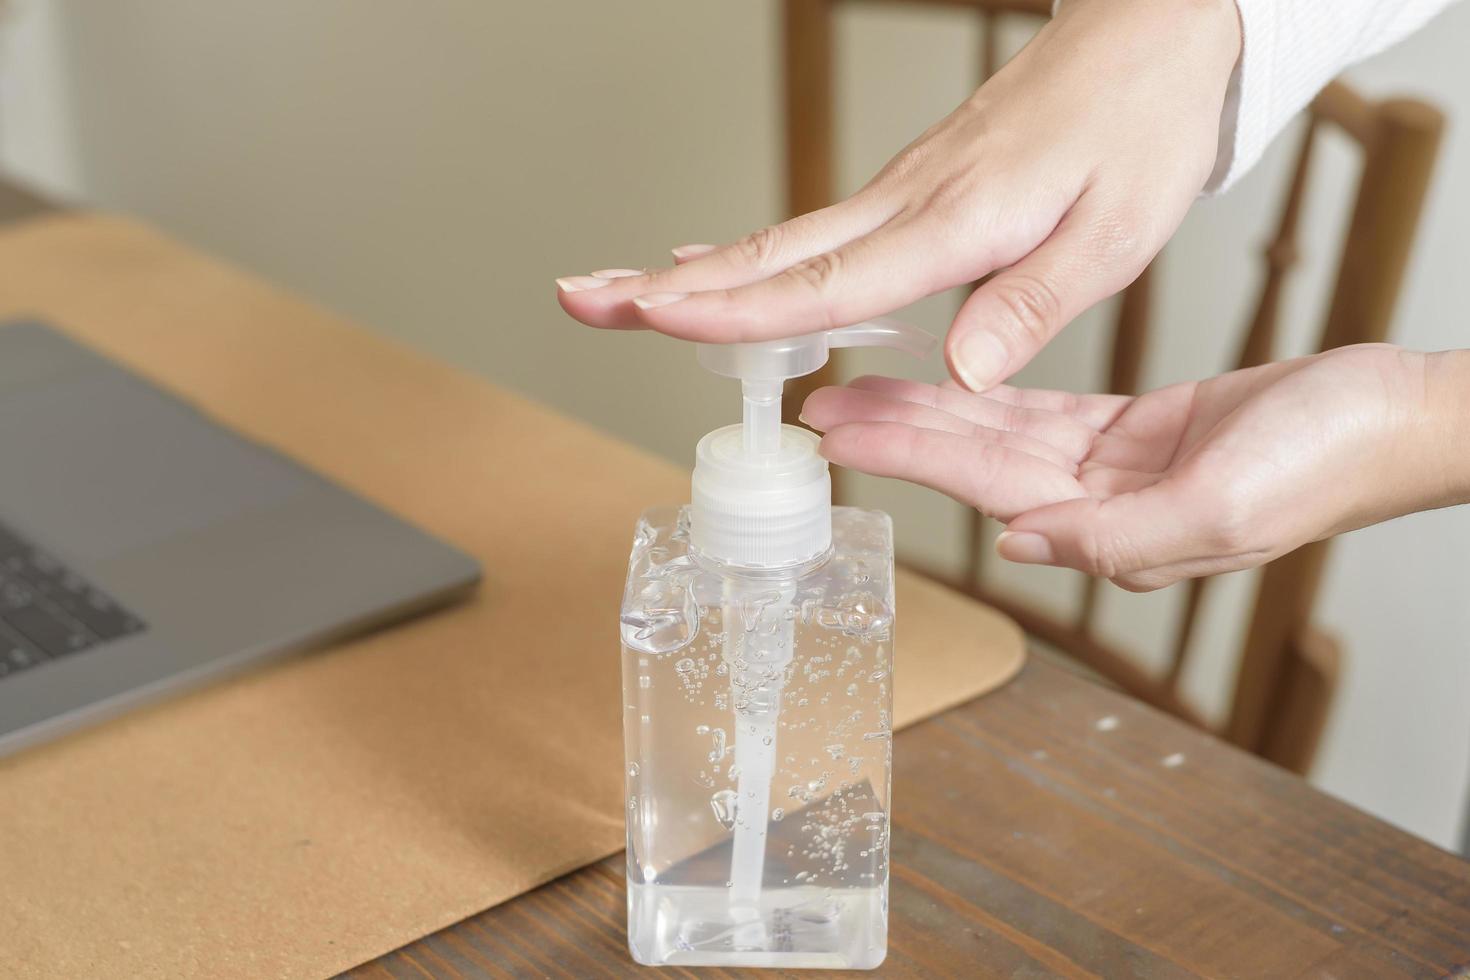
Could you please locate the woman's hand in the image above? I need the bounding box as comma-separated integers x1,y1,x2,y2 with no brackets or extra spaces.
801,345,1470,591
557,0,1241,392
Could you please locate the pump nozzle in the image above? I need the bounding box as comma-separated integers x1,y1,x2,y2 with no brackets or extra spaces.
695,316,937,385
822,316,941,358
698,317,937,463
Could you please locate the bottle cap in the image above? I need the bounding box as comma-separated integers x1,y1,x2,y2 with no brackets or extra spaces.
692,423,830,567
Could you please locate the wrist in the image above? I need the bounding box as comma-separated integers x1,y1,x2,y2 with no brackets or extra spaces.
1053,0,1242,68
1423,349,1470,508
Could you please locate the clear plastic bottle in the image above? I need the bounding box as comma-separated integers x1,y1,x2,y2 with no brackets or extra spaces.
621,502,894,968
616,320,933,969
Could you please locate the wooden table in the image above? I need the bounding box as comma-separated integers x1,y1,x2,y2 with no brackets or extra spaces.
1,185,1465,979
348,652,1470,978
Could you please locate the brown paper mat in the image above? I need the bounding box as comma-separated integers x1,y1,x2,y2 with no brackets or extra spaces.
0,214,1024,979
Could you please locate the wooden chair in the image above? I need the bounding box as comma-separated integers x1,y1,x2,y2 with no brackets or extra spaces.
782,0,1445,774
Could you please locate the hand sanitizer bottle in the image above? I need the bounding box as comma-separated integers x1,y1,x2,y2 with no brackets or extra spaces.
619,320,936,969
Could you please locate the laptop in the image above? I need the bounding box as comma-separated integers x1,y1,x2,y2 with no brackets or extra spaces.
0,320,481,755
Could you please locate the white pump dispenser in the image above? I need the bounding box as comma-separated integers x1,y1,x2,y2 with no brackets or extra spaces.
677,318,937,955
689,318,937,569
619,317,934,968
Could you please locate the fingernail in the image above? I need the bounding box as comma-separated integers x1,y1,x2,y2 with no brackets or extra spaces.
591,268,643,279
953,332,1009,391
797,411,822,431
996,531,1055,565
671,243,717,262
556,275,613,293
632,292,689,310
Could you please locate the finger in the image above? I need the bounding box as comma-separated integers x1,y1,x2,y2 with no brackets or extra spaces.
802,386,1077,468
1076,465,1164,496
672,243,717,264
631,212,979,342
996,478,1268,580
947,380,1133,431
556,197,894,330
819,421,1085,522
946,197,1154,391
843,375,1098,461
803,383,1088,466
1082,412,1188,473
1111,552,1272,593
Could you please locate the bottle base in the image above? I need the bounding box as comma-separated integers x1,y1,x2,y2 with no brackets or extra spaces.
627,883,888,969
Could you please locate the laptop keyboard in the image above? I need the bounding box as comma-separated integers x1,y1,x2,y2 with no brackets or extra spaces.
0,519,146,680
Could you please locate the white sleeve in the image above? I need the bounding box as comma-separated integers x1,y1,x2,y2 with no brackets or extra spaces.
1050,0,1459,193
1210,0,1457,192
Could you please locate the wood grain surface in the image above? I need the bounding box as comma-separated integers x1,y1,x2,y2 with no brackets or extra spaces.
348,655,1470,978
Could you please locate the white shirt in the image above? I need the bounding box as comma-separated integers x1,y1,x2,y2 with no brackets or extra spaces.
1211,0,1456,191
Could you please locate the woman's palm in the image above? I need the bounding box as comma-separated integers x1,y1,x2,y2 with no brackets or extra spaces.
803,344,1414,590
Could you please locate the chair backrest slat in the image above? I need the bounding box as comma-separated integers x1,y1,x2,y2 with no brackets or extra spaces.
981,10,1000,80
1317,96,1445,352
1163,577,1208,690
1076,575,1101,637
1109,263,1153,396
1237,117,1319,370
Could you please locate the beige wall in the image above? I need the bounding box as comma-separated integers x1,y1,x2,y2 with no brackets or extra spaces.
3,0,1467,849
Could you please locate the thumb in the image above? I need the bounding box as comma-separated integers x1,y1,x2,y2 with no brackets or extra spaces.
946,200,1152,391
996,481,1208,590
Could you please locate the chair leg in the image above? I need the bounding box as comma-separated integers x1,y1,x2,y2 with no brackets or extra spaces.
1258,626,1343,776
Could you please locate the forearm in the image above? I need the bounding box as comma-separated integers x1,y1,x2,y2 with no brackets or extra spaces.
1055,0,1461,192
